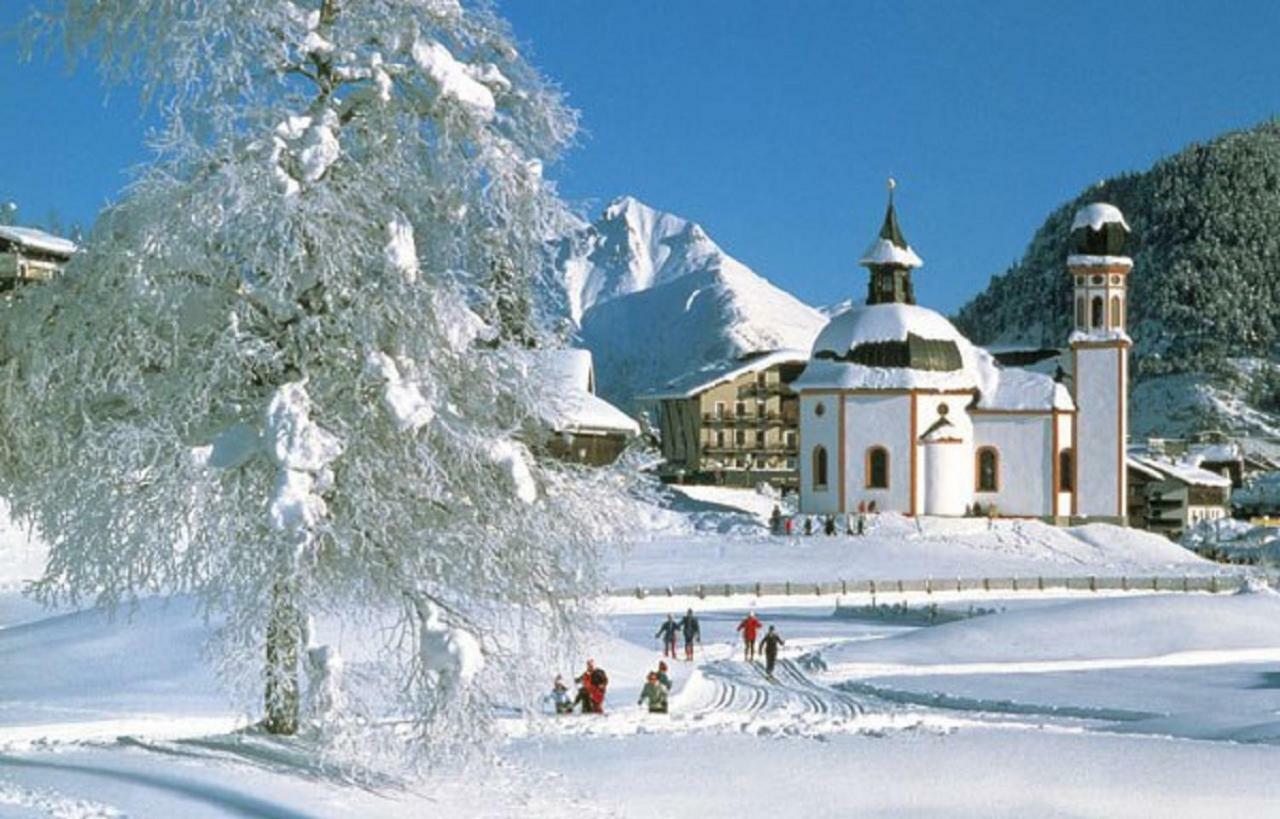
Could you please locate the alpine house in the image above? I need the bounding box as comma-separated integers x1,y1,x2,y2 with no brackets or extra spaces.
795,181,1131,522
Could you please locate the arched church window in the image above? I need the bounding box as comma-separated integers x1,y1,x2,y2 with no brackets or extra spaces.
866,446,889,489
1091,296,1104,329
1110,295,1122,328
812,446,828,489
1059,450,1074,492
1075,297,1086,329
976,447,999,492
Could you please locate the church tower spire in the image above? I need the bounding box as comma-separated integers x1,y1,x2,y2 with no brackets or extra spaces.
860,178,924,305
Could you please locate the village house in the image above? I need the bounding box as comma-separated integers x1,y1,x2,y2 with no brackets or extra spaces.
532,348,639,466
1127,453,1232,539
643,350,807,488
0,225,76,288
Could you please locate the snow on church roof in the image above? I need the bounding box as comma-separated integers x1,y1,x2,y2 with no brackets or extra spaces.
794,303,1073,411
859,237,923,269
0,225,77,258
1071,203,1130,233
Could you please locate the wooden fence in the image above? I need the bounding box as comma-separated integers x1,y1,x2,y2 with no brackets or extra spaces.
609,574,1252,600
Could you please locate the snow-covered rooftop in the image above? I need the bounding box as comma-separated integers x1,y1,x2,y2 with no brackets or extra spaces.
1128,454,1232,489
0,225,77,258
1071,203,1130,233
1067,254,1132,270
642,349,809,400
528,349,638,436
859,237,923,269
795,303,1072,410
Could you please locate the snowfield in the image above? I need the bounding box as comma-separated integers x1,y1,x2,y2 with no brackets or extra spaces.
3,493,1280,816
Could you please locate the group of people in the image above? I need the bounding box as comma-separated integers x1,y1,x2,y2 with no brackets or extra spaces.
734,611,786,675
550,657,675,715
551,658,610,715
654,608,701,660
770,503,879,538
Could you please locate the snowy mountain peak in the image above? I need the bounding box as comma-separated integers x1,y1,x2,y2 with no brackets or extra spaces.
547,197,827,407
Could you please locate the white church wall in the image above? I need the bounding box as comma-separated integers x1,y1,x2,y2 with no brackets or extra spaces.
844,393,912,513
972,413,1055,516
1075,346,1127,518
923,441,970,515
1056,411,1075,515
799,394,840,515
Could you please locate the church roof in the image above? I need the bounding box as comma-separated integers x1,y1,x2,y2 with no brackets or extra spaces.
858,196,923,269
794,302,1073,411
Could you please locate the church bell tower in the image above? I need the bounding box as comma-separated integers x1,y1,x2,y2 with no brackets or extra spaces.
860,178,923,305
1067,203,1131,522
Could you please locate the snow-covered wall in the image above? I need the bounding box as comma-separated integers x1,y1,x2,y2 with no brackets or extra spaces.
1075,346,1127,518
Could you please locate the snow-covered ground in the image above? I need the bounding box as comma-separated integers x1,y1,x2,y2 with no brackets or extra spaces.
3,492,1280,816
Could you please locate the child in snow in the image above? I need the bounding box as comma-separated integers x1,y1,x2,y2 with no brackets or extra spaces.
655,613,679,659
638,672,669,714
575,659,608,714
655,660,672,690
736,611,763,662
550,674,573,714
758,625,786,677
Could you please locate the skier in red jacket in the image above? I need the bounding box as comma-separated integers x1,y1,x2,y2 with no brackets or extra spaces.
736,611,763,662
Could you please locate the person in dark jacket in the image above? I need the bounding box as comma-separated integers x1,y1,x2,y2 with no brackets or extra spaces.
758,625,786,676
824,515,836,536
769,505,782,535
678,608,701,661
803,516,813,536
655,613,679,659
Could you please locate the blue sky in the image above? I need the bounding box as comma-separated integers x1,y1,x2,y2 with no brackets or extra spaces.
3,1,1280,313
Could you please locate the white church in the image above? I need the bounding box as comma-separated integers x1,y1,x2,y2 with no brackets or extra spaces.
796,183,1131,522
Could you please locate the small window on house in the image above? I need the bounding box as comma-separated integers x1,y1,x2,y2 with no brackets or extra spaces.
866,446,889,489
1110,295,1122,328
1059,450,1074,492
755,430,765,447
812,445,828,489
715,430,725,448
785,431,797,448
714,401,725,419
1091,296,1104,329
976,447,999,492
757,371,767,386
735,401,746,417
735,429,746,446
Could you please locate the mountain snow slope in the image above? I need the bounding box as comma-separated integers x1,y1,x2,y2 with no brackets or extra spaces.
549,197,827,408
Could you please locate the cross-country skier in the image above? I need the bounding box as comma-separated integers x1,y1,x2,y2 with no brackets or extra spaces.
736,611,763,661
655,613,679,659
678,608,701,661
758,625,786,677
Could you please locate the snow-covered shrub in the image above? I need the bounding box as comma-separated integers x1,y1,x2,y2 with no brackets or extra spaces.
1,0,639,758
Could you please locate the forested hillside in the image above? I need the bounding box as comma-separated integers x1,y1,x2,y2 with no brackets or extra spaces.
955,120,1280,376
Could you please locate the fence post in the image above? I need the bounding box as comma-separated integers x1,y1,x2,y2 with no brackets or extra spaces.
956,577,962,593
755,581,762,598
1089,576,1097,592
1121,576,1128,592
841,579,848,595
926,578,932,595
1037,576,1044,591
665,585,673,597
1151,577,1158,591
636,586,645,599
785,581,792,596
1182,575,1189,592
897,579,904,594
982,577,990,592
697,584,705,600
1012,576,1019,592
869,580,877,596
724,583,731,598
814,583,822,596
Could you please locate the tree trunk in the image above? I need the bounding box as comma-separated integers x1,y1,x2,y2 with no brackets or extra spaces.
263,579,300,735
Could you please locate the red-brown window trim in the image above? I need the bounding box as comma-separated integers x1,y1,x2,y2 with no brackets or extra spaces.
866,446,889,489
976,446,999,493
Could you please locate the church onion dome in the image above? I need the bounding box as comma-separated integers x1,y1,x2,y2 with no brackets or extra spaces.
793,302,1075,412
858,184,923,269
1068,202,1131,267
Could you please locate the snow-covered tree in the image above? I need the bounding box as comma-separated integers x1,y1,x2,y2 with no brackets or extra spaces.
1,0,634,749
